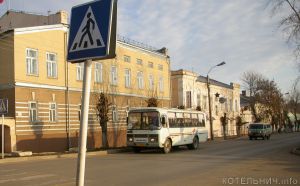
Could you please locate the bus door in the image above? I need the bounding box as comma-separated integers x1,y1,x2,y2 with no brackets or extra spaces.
168,112,183,146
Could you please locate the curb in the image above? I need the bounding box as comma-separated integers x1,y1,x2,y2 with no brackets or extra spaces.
0,148,130,164
291,147,300,156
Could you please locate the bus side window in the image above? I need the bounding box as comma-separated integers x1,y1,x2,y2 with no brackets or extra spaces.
201,119,205,127
161,116,167,128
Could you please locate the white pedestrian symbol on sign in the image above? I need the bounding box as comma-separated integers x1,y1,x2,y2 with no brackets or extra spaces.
0,100,7,113
70,6,105,52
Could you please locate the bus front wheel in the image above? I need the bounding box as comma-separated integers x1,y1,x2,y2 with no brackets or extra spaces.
163,139,172,154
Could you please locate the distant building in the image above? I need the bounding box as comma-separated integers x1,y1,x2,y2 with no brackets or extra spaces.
0,10,68,32
171,69,240,138
0,10,171,153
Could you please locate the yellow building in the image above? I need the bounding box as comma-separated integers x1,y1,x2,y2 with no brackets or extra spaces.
0,10,171,153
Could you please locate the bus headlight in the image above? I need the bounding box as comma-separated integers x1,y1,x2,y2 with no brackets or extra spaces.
127,135,133,142
149,135,158,143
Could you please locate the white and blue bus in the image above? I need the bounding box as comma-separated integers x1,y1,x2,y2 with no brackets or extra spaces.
127,107,208,153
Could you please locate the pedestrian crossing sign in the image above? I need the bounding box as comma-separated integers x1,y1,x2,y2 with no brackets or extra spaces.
0,98,8,115
67,0,117,62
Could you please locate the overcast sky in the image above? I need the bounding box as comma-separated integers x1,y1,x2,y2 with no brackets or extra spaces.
0,0,299,92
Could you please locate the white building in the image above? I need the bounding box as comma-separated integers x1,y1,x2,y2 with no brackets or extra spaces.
171,69,240,138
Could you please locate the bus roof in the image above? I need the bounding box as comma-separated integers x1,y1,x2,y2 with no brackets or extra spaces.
129,107,206,115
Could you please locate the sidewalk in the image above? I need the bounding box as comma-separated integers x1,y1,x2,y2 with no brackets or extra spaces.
0,148,130,164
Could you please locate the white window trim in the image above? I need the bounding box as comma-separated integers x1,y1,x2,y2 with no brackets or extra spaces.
111,66,118,85
136,58,143,65
29,101,38,122
26,48,39,76
149,74,154,90
95,62,103,83
125,68,131,88
46,52,57,78
49,102,57,122
159,76,164,92
137,71,144,89
112,106,118,123
76,63,84,81
124,55,131,63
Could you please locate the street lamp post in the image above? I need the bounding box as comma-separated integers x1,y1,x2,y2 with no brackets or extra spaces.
207,61,226,140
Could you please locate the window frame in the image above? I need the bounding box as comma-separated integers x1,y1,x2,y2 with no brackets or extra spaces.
158,64,163,71
124,68,131,88
76,63,84,81
137,71,144,89
95,62,103,83
124,55,131,63
26,48,39,76
112,106,118,123
149,74,154,90
159,76,164,92
29,101,38,122
111,65,118,85
46,52,57,78
136,58,143,65
49,102,57,122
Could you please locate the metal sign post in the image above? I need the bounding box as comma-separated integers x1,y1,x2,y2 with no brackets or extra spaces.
1,114,4,159
76,60,92,186
67,1,117,185
0,98,8,159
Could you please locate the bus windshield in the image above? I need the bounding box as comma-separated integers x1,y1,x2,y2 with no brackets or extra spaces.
249,124,263,129
128,111,160,130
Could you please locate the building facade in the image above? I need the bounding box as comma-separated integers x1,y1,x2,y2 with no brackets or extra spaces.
0,10,171,153
171,69,240,138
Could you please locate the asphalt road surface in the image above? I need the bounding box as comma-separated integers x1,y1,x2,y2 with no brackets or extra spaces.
0,132,300,186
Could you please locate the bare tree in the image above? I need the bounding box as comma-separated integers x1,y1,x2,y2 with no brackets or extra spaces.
255,79,284,130
241,71,264,122
269,0,300,65
242,71,285,129
96,92,111,149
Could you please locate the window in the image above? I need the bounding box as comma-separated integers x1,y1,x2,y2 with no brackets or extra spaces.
235,100,239,112
95,63,103,83
26,48,38,75
186,91,192,108
46,52,57,78
125,68,131,88
158,64,163,71
136,59,143,65
159,76,164,92
197,94,201,107
111,66,118,85
49,103,57,122
112,106,118,122
215,105,219,116
29,102,38,122
137,71,144,89
124,55,131,63
148,62,154,68
202,96,207,110
149,74,154,90
229,99,233,112
76,63,84,81
225,100,228,112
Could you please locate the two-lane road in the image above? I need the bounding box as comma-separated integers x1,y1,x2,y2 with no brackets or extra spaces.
1,133,300,186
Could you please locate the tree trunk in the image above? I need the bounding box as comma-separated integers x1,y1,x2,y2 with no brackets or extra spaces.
101,122,109,149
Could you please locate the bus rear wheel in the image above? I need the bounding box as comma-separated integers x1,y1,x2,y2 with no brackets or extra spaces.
188,136,199,150
163,139,172,154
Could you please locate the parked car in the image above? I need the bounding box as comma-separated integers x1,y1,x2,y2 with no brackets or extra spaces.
248,123,272,140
